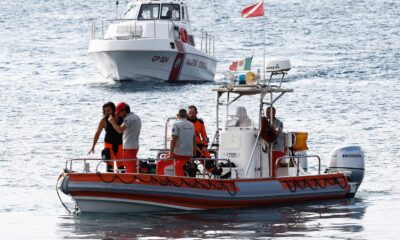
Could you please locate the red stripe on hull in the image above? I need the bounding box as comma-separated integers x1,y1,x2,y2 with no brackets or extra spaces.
66,173,348,192
168,40,185,81
67,173,239,192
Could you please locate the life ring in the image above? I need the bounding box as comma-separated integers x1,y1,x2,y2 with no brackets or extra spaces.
179,28,189,43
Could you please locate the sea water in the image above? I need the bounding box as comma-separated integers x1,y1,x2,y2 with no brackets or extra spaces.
0,0,399,239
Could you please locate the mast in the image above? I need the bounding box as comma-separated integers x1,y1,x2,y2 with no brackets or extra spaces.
263,15,266,83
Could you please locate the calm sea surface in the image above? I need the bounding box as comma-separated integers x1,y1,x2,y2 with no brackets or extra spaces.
1,0,400,239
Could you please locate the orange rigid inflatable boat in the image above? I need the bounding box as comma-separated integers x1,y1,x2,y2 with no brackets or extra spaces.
59,172,351,212
58,60,365,213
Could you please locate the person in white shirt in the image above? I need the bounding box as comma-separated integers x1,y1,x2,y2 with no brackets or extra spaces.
108,102,141,173
170,109,196,176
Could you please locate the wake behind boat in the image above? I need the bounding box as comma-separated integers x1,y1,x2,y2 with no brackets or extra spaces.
57,61,365,213
89,0,217,82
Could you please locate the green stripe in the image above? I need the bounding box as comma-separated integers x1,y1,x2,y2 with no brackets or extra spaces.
243,57,253,70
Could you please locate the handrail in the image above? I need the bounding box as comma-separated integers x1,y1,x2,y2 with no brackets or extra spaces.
66,158,173,174
91,19,215,55
95,158,175,174
164,117,177,149
275,155,321,176
65,157,232,178
200,31,215,55
91,19,170,40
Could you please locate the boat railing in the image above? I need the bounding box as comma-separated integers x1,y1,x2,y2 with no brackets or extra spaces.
91,19,177,40
275,155,321,176
200,31,215,56
163,117,177,149
65,158,166,174
65,157,232,178
162,117,219,153
91,19,216,55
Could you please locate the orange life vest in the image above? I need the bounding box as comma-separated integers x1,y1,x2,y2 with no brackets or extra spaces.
188,118,208,146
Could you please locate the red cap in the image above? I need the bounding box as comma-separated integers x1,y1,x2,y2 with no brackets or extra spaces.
116,102,127,115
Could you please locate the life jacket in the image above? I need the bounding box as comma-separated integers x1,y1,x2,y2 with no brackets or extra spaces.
187,117,209,146
261,117,277,143
105,117,123,155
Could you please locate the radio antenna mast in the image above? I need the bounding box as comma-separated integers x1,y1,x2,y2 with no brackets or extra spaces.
116,1,119,19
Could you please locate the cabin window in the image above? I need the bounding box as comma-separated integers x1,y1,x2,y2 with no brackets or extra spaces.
123,3,140,19
160,4,180,20
182,6,185,20
138,4,160,20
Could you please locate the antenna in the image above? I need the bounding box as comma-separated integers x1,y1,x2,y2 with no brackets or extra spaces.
116,1,119,19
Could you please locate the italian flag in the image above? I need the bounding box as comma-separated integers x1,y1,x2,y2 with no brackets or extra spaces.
229,56,253,71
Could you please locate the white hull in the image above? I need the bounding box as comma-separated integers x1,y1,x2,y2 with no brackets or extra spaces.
89,39,217,82
74,196,200,213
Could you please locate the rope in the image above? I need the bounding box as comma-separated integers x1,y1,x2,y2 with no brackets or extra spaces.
284,180,297,192
56,173,72,214
95,173,238,196
317,178,327,189
294,179,306,190
306,179,318,191
94,173,347,197
283,175,349,193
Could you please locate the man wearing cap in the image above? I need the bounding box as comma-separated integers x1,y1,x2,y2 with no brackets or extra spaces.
108,102,141,173
170,109,196,176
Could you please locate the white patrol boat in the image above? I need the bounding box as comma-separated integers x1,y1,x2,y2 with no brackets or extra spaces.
89,0,217,82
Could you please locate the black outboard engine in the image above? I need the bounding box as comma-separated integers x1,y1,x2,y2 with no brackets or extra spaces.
327,146,365,197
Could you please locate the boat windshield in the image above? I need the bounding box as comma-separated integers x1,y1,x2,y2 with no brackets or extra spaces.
226,106,254,127
123,3,140,19
160,4,180,20
138,4,160,20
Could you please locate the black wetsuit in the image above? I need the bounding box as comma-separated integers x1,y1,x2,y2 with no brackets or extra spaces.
105,117,123,156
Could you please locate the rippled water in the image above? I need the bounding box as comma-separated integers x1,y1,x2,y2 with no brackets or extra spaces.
1,0,399,239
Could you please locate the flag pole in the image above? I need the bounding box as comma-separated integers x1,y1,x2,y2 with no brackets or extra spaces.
263,14,266,84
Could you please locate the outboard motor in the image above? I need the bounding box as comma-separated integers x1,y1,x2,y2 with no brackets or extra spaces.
327,146,365,196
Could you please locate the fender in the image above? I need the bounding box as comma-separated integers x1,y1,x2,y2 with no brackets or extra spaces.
179,27,189,44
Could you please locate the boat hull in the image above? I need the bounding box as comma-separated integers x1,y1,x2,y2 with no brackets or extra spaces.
88,39,217,82
60,173,352,213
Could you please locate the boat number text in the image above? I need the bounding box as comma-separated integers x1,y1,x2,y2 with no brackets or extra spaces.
152,56,169,63
186,58,208,70
225,152,240,158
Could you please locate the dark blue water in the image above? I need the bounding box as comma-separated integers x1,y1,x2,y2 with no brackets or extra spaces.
1,0,399,239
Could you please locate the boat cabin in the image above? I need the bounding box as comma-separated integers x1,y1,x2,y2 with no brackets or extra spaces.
122,0,189,22
98,0,194,43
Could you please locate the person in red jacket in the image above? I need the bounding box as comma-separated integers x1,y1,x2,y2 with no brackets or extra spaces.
187,105,210,158
187,105,223,175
